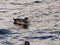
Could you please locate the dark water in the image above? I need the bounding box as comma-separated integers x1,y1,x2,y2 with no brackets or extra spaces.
0,29,12,34
24,36,57,40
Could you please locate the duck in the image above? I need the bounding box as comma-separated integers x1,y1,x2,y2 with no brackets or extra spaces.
24,41,30,45
13,17,29,29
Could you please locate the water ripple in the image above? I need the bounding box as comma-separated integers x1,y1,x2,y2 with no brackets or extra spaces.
24,36,57,40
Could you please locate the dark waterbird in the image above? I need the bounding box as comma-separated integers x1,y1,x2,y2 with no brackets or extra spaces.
24,41,30,45
13,17,29,29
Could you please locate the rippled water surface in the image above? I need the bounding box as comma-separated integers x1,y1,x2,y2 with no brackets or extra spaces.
0,0,60,45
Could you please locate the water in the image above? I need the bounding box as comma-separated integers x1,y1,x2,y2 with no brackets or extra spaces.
0,0,60,45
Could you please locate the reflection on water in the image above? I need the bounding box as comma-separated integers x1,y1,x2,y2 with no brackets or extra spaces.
0,29,12,34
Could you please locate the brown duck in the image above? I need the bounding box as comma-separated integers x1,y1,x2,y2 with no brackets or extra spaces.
13,17,29,29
